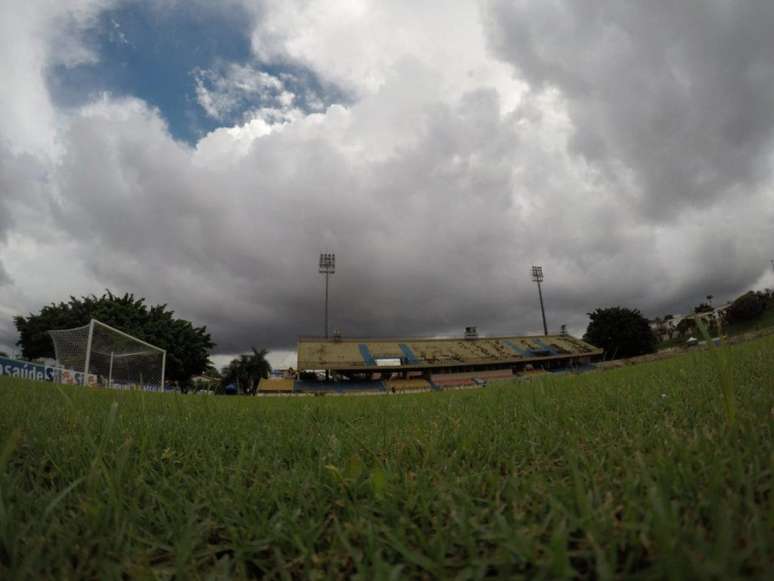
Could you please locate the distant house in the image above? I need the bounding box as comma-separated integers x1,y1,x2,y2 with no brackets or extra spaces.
651,304,731,342
650,315,686,341
191,375,219,388
680,305,730,334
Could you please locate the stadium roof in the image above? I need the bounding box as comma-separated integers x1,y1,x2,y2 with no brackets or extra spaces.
297,334,602,373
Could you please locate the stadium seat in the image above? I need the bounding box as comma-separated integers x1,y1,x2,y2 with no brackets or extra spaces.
258,379,294,393
430,375,476,388
385,378,431,392
293,380,385,394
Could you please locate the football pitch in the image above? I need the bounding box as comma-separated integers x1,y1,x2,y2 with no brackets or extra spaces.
0,337,772,579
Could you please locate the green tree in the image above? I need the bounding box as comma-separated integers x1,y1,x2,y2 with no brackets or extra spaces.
221,348,271,395
694,302,713,314
583,307,657,359
676,317,697,337
676,316,720,338
725,291,767,324
203,363,221,379
14,291,214,383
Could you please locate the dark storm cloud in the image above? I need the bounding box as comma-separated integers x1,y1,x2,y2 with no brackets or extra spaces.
0,317,17,352
47,78,771,354
0,264,9,288
483,0,774,219
42,88,603,349
2,1,774,357
0,148,17,286
49,92,542,349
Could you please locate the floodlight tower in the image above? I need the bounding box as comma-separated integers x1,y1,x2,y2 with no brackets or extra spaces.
531,265,548,336
319,253,336,338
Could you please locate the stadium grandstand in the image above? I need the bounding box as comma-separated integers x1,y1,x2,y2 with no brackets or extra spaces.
259,333,602,394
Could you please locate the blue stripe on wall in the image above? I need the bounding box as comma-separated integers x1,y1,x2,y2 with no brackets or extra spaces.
533,338,558,355
358,344,377,366
398,343,419,364
503,340,529,356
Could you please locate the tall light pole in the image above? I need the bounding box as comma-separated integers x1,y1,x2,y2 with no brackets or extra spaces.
531,265,548,336
319,253,335,338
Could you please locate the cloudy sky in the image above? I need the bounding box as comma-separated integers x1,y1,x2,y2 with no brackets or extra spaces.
1,0,774,366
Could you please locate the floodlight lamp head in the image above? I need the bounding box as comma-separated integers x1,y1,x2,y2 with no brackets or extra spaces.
319,252,336,273
531,265,544,283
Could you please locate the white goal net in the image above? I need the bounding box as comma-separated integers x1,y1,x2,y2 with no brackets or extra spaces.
48,318,166,391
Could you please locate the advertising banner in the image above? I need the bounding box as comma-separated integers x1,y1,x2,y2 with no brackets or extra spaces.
0,356,96,386
0,356,57,382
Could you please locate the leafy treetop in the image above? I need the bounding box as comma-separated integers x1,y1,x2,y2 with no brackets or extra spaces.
221,348,271,395
725,291,767,324
14,291,214,383
583,306,657,360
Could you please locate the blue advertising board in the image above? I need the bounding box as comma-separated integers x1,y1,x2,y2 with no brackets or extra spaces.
0,356,58,382
0,356,94,385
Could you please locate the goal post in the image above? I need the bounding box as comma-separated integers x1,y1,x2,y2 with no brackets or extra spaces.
49,318,167,391
83,318,95,385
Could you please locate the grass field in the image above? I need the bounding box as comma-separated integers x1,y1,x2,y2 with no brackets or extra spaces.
1,337,772,579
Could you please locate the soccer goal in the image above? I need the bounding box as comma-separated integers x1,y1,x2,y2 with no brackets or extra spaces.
48,319,166,390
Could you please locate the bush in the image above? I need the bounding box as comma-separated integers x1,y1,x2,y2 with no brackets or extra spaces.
726,291,767,324
583,307,657,359
676,316,719,338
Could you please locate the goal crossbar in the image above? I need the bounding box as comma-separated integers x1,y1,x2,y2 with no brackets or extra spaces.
110,350,161,358
90,319,166,354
